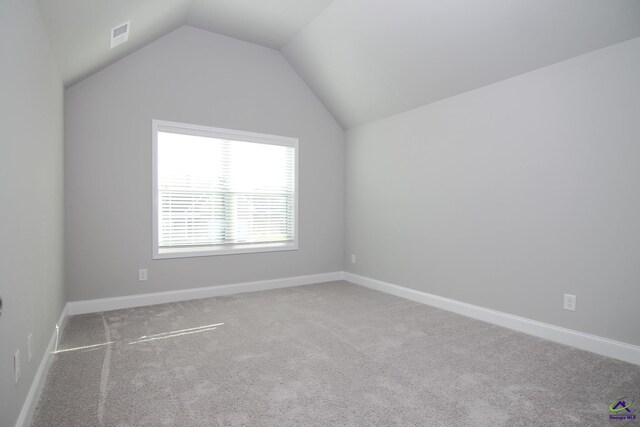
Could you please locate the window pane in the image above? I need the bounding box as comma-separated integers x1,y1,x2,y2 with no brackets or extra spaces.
155,124,297,257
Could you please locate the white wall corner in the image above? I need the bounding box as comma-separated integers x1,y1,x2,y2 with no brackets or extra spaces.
343,272,640,366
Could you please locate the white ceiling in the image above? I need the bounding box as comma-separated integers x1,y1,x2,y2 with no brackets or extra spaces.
283,0,640,128
37,0,640,129
187,0,334,49
37,0,334,87
38,0,192,87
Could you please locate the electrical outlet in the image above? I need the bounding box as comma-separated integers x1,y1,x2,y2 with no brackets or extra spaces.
28,333,33,362
564,294,576,311
14,350,21,384
138,268,148,282
351,254,356,264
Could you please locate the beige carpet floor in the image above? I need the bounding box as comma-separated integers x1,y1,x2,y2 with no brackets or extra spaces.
32,281,639,426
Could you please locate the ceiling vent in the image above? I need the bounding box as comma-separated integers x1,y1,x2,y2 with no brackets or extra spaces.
110,21,130,49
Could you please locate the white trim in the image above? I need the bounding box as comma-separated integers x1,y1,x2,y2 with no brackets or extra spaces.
344,272,640,366
152,119,159,258
15,303,69,427
153,241,298,259
67,272,343,315
18,269,638,427
153,120,299,147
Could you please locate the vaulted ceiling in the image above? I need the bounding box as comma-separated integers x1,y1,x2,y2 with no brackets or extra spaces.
37,0,640,129
36,0,333,86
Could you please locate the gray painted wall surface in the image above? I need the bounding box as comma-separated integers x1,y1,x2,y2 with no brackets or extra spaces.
65,26,344,301
346,37,640,346
0,0,65,425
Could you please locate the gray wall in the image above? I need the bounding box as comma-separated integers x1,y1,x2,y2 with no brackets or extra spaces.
0,0,65,425
65,26,344,301
346,37,640,346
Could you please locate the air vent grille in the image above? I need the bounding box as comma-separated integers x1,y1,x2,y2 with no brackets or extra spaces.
110,21,130,48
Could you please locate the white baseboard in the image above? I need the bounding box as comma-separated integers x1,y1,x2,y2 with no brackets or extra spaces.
67,271,344,315
15,303,69,427
19,269,636,427
344,272,640,366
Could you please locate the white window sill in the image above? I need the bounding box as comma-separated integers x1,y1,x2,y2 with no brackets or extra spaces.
153,241,298,259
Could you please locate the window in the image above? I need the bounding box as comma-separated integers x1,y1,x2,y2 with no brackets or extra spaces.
152,120,298,258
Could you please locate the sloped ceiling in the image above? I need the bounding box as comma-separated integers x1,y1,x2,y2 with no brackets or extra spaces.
283,0,640,128
38,0,640,129
37,0,334,87
37,0,193,87
188,0,334,48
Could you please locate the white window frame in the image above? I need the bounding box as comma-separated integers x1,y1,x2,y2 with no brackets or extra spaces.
152,120,299,259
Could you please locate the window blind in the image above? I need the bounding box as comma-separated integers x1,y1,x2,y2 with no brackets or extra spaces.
156,129,296,255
